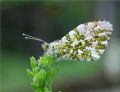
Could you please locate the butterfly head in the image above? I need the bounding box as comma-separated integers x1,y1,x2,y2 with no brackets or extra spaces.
42,41,59,57
41,42,49,52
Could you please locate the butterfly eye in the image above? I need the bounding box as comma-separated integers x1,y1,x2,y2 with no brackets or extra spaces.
45,45,49,49
41,42,49,51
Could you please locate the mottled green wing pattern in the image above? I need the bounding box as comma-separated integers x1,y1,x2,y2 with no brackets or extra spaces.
46,20,113,61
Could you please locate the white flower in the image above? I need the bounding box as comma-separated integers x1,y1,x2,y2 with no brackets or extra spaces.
69,30,76,39
61,36,67,43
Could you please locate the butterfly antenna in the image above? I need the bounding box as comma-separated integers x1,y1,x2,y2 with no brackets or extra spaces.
22,33,46,43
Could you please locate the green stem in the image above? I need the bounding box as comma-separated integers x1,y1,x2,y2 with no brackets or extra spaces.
48,81,52,92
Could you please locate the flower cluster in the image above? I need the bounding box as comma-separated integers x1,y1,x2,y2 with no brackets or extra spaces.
43,20,113,61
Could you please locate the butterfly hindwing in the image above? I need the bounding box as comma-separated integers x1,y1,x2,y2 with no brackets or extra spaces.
45,20,113,61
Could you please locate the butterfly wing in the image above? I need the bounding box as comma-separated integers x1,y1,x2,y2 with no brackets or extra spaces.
48,20,113,61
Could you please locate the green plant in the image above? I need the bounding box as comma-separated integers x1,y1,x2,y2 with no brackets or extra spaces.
27,54,59,92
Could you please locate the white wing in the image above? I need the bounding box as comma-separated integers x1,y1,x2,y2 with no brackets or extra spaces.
47,20,113,61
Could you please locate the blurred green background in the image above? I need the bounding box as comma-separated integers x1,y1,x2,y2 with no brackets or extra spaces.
1,0,120,92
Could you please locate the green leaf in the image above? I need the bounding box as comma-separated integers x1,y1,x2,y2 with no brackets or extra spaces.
27,55,58,92
45,87,50,92
30,56,37,71
27,69,33,78
31,82,37,89
36,69,46,84
46,55,55,66
39,55,55,68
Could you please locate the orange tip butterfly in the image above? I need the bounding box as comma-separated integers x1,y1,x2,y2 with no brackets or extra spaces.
23,20,113,61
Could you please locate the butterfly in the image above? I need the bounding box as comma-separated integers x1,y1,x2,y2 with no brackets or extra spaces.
23,20,113,61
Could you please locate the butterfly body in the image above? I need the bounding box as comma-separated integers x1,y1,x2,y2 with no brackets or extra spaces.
43,20,113,61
